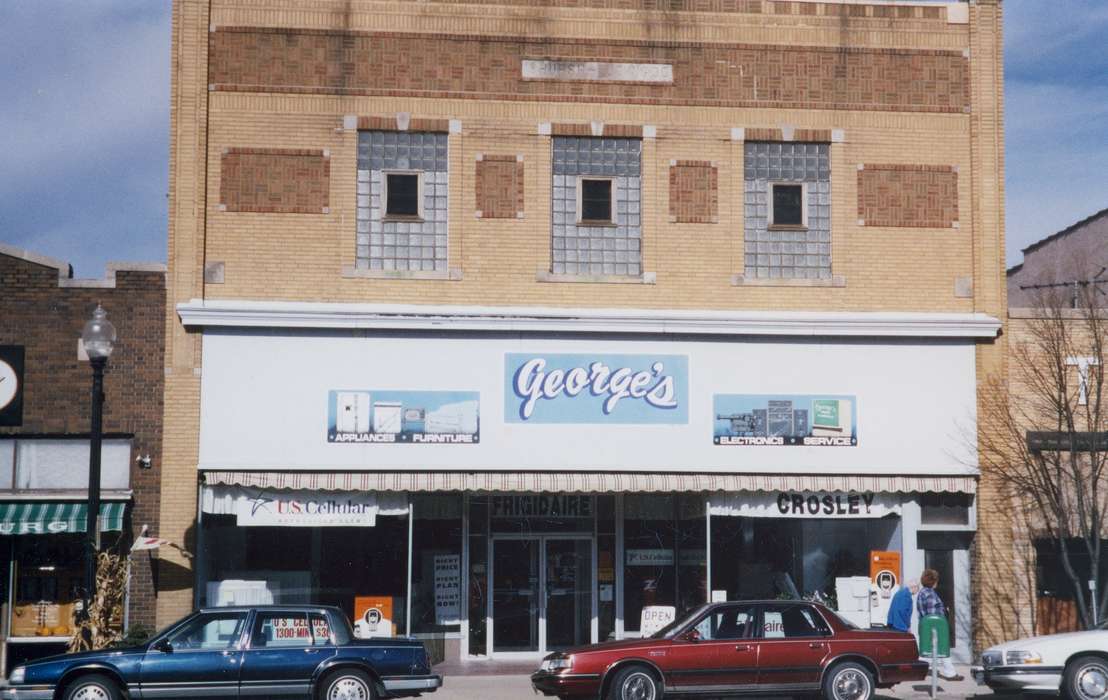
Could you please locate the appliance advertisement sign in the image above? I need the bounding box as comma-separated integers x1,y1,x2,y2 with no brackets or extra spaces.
713,394,857,446
505,353,688,424
328,390,479,444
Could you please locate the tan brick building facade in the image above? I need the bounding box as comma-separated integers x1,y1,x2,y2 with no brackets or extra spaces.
162,0,1008,662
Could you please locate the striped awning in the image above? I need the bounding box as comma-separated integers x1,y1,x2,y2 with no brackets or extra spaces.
202,471,976,495
0,502,127,536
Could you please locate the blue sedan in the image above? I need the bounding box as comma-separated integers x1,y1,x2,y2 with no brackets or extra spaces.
4,605,442,700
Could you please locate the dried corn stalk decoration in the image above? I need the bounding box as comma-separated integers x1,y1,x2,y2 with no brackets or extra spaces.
68,551,128,653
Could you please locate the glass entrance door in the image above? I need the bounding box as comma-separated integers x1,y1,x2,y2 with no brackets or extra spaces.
490,536,594,656
491,539,539,652
545,539,592,651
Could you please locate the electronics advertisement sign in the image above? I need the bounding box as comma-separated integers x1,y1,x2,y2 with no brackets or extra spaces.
328,390,479,444
505,353,688,424
713,394,857,446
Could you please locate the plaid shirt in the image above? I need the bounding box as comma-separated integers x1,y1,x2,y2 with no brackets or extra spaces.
917,586,947,617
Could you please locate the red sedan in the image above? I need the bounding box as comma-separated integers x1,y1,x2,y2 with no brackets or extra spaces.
531,600,928,700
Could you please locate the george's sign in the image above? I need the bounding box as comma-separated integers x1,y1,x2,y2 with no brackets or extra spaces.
505,353,688,424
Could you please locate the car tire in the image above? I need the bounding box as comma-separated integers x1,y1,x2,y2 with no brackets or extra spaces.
822,662,875,700
62,674,122,700
607,665,662,700
1064,655,1108,700
320,668,375,700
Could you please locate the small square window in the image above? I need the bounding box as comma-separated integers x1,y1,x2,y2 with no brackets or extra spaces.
578,177,614,223
769,183,806,228
385,172,422,219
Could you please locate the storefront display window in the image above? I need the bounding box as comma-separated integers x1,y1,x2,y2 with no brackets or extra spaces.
410,494,462,635
623,494,677,633
200,512,410,633
596,496,616,642
710,516,900,602
466,496,488,654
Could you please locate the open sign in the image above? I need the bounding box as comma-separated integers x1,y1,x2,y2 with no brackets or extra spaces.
640,606,676,636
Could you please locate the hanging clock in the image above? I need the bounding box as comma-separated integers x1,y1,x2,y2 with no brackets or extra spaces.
0,345,24,426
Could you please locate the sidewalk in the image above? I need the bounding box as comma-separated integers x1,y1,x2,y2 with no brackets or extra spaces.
432,665,992,700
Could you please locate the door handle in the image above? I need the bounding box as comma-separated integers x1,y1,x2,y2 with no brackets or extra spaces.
809,642,825,649
735,644,752,652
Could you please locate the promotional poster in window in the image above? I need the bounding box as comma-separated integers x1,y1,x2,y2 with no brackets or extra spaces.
713,394,857,446
327,390,480,444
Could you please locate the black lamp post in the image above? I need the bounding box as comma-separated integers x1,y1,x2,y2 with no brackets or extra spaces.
81,304,116,600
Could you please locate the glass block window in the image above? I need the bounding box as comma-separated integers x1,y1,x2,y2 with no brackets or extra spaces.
744,142,831,280
552,137,642,277
356,131,449,272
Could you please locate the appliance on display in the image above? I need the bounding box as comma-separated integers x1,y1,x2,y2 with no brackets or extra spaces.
835,576,873,629
336,391,371,434
372,402,402,434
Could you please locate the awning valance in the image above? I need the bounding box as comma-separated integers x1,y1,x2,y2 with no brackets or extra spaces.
202,471,976,495
0,502,126,536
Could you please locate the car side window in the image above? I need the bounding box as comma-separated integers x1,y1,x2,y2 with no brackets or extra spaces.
692,605,756,641
252,612,313,648
166,612,247,650
310,613,333,647
760,604,831,639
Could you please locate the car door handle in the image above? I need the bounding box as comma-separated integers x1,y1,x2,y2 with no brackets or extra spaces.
735,644,752,652
809,642,825,649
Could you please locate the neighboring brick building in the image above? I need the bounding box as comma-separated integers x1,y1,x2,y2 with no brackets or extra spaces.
0,244,165,673
162,0,1007,663
990,208,1108,640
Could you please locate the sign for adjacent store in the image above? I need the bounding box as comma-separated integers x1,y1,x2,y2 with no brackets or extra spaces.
236,490,378,527
0,346,25,427
504,353,689,424
327,390,479,444
713,394,857,446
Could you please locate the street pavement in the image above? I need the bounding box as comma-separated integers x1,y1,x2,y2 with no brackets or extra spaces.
433,665,994,700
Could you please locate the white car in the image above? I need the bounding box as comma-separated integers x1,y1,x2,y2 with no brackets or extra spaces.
972,621,1108,700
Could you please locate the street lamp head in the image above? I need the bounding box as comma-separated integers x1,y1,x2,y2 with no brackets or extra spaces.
81,304,117,360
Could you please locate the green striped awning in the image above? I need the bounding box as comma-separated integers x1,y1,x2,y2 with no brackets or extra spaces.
0,502,126,536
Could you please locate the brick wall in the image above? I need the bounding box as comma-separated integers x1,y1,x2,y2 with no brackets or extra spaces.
219,148,330,214
475,155,525,219
209,28,969,114
669,161,717,224
857,164,959,228
0,252,165,630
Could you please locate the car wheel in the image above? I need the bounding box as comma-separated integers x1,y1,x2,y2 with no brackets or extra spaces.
1065,655,1108,700
321,669,375,700
607,665,662,700
63,674,122,700
823,662,875,700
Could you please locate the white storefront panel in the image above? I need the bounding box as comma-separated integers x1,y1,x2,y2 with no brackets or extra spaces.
198,329,979,476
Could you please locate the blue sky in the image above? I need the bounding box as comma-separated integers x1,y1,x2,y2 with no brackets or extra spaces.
0,1,1105,276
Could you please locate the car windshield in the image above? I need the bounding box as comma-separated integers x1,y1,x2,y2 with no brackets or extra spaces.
650,604,712,639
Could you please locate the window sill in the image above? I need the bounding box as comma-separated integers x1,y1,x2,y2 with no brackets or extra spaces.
381,215,425,223
537,271,656,285
342,265,462,281
767,224,808,232
731,274,845,287
576,219,619,228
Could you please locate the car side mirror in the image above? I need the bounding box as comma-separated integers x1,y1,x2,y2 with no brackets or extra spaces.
153,639,173,654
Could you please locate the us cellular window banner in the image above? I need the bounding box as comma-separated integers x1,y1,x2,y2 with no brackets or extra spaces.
713,394,858,447
504,353,689,424
327,390,480,444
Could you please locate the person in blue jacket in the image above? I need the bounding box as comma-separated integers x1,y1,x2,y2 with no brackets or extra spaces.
887,578,919,632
